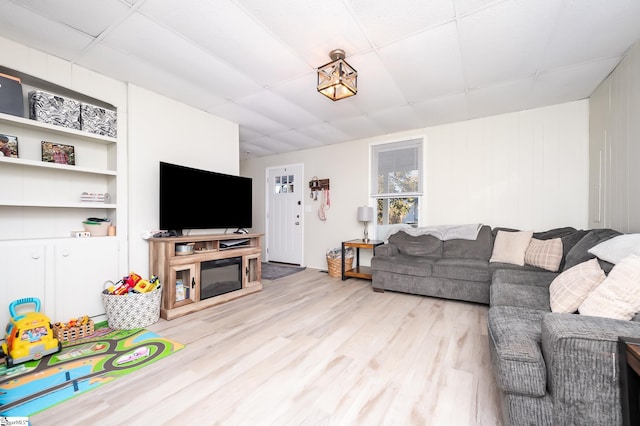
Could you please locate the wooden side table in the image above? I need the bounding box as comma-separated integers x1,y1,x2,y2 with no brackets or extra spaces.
341,239,384,281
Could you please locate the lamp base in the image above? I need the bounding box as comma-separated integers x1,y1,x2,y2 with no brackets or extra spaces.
363,222,369,243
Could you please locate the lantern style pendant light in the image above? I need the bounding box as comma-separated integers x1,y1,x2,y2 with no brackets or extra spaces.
317,49,357,101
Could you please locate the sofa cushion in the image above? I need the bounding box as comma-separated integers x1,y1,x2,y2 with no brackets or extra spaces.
490,282,551,311
488,306,548,397
579,254,640,320
549,258,605,314
524,238,563,272
563,229,621,272
370,253,434,277
490,230,533,266
588,234,640,265
442,225,493,260
432,258,490,282
388,232,442,258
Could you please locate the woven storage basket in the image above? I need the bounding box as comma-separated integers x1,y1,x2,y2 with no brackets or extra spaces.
327,256,353,278
101,286,161,330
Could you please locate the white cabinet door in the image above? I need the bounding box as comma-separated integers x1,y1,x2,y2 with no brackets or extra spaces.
54,238,119,322
0,242,48,328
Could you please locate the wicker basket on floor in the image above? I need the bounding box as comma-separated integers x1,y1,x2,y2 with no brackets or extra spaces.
327,256,353,278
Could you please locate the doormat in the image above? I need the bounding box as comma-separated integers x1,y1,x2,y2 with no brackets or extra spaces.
0,324,184,417
262,262,306,280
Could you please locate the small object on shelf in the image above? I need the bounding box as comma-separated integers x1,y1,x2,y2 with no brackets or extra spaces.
29,90,81,130
0,73,24,117
41,141,75,165
80,192,110,203
70,230,91,238
0,133,19,158
175,279,185,301
80,102,117,137
83,217,111,237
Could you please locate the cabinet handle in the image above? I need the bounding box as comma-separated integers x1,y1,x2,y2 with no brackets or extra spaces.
191,277,195,289
62,250,70,257
32,252,41,259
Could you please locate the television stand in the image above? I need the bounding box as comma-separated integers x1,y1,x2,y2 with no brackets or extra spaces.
148,233,263,320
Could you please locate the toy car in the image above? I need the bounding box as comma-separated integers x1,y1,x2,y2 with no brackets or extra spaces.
2,297,61,367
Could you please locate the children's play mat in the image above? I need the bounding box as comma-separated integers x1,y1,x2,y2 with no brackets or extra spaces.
0,325,184,417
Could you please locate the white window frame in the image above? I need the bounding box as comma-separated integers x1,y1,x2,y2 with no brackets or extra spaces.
370,138,424,238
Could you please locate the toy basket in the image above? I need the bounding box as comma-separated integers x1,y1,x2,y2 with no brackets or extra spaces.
326,247,354,278
53,319,95,342
327,256,352,278
101,285,161,330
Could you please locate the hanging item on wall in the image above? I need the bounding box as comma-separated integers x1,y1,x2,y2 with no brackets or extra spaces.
309,177,330,201
318,188,330,221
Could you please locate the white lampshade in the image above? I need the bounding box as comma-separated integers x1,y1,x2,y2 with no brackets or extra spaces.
357,206,374,222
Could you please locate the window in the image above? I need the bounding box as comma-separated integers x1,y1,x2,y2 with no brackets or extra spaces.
371,139,423,235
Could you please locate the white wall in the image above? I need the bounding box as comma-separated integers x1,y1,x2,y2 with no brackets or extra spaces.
589,40,640,232
241,101,590,270
127,85,239,276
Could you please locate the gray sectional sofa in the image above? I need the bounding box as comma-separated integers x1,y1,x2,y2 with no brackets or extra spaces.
371,226,640,425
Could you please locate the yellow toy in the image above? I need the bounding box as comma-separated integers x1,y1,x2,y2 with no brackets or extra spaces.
2,297,61,368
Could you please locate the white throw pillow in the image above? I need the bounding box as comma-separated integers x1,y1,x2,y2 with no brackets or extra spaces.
490,230,533,266
525,238,563,272
588,234,640,264
579,254,640,320
549,258,606,313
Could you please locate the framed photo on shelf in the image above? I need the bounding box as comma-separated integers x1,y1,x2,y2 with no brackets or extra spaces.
0,133,19,158
41,141,75,165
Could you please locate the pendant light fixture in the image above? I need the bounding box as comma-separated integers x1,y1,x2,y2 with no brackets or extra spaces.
317,49,357,101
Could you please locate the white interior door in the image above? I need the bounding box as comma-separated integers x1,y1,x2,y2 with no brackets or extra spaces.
266,164,303,265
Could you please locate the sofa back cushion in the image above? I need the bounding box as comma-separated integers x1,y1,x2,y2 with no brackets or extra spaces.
442,225,493,260
563,229,621,272
389,231,442,258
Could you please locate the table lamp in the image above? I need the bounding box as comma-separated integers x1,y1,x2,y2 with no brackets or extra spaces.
357,206,374,242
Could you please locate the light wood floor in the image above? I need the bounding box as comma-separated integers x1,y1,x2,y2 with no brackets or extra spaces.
31,269,503,425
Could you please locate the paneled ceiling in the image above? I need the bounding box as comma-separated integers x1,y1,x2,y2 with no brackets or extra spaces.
1,0,639,160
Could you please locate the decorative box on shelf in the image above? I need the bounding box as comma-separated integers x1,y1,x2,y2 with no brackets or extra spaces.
29,90,81,130
53,318,95,342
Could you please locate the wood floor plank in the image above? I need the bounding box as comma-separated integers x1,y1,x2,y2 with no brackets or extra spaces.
30,269,503,425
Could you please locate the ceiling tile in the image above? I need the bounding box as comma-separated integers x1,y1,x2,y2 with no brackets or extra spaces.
139,0,311,87
329,114,386,140
296,123,353,145
270,129,324,149
100,11,262,100
367,105,427,134
208,102,289,135
542,0,640,70
346,52,410,112
236,90,324,129
271,73,364,123
347,0,455,46
458,0,563,88
529,58,622,108
378,22,465,101
0,1,93,61
235,0,371,65
466,78,534,118
16,0,132,37
77,42,228,110
411,93,469,127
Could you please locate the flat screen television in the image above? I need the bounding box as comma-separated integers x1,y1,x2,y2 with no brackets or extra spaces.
159,161,252,234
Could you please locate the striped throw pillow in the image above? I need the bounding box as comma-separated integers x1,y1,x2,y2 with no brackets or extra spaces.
525,238,563,272
550,258,606,313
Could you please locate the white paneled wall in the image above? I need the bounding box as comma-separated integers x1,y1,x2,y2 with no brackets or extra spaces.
425,101,589,231
241,101,590,269
589,41,640,233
